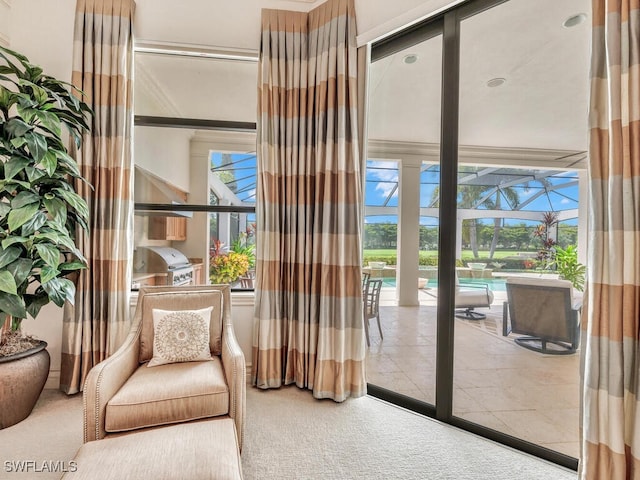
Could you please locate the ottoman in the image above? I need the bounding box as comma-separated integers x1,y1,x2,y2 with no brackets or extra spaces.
61,418,243,479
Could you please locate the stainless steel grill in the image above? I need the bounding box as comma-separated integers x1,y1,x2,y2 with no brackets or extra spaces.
134,246,194,286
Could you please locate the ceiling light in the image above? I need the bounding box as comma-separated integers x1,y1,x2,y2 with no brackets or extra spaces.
486,77,506,88
403,54,418,65
563,13,587,28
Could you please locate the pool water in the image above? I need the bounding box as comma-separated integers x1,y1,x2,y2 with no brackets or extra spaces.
382,277,507,291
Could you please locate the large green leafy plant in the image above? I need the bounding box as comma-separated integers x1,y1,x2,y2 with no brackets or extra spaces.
209,239,250,284
0,46,91,353
552,244,586,292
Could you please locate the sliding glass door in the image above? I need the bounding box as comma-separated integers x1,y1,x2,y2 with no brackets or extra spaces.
452,0,588,460
365,25,443,407
366,0,589,468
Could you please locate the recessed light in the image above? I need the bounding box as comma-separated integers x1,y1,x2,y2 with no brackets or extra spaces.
563,13,587,28
403,54,418,65
487,77,506,88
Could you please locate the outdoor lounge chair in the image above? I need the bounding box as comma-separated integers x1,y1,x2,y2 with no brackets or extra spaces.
455,276,495,320
502,276,581,354
417,271,495,320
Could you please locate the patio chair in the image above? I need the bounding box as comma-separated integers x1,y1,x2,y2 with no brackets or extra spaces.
239,270,255,289
362,271,370,294
455,274,495,320
363,278,383,346
502,276,581,354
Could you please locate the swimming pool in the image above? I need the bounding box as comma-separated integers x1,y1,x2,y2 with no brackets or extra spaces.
382,277,508,291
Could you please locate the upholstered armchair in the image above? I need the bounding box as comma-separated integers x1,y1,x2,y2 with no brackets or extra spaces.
82,285,246,450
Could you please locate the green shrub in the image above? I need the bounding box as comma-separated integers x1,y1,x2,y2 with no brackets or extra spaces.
209,252,250,284
362,253,462,268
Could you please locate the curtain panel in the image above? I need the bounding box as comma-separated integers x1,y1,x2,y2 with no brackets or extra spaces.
252,0,367,401
582,0,640,477
60,0,135,395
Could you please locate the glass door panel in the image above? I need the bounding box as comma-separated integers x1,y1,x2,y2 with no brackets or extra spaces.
453,0,589,458
365,31,443,405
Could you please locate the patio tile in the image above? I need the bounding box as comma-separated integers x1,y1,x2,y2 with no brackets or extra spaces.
493,409,578,444
455,411,518,437
366,296,580,458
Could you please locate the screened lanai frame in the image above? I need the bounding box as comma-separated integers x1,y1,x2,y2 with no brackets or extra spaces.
364,159,584,230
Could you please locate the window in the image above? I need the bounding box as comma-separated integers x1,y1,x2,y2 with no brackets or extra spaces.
132,49,258,289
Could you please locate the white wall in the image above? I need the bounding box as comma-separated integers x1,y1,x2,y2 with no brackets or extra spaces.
132,0,464,51
9,0,76,81
134,127,192,192
0,0,10,47
8,0,76,388
355,0,464,45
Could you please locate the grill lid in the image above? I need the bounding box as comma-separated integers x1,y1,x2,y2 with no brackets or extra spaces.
135,246,191,272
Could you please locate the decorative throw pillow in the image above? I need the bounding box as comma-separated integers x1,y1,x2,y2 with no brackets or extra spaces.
148,307,213,367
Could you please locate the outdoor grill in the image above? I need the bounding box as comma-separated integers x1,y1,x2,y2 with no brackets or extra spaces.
134,246,194,287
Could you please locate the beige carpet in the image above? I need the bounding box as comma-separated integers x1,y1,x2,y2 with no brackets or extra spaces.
0,386,576,480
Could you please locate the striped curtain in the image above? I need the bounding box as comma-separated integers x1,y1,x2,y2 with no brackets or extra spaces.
252,0,367,402
582,0,640,477
60,0,135,395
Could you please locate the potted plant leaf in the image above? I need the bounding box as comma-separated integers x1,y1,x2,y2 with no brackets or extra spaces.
553,245,586,292
0,45,91,428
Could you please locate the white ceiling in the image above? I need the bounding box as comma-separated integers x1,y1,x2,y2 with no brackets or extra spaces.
368,0,591,152
134,0,591,154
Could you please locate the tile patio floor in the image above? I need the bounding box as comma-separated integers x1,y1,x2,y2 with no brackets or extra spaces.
365,287,580,459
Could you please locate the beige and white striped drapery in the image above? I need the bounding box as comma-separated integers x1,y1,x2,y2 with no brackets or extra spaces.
252,0,367,401
582,0,640,477
60,0,135,394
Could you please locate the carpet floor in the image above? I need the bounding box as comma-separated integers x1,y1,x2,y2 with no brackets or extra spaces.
0,386,577,479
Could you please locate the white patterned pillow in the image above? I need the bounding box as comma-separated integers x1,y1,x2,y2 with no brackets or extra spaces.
148,307,213,367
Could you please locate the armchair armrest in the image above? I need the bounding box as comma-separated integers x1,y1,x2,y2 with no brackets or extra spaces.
82,322,141,443
220,290,246,451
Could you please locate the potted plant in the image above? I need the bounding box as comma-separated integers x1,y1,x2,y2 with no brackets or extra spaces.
209,240,250,284
0,45,91,428
552,245,586,292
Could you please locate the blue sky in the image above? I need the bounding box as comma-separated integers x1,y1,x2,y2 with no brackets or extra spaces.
365,160,580,226
209,154,579,227
210,152,257,204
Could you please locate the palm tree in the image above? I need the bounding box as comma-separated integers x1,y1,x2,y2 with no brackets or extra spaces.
430,183,491,258
487,187,520,258
430,169,522,259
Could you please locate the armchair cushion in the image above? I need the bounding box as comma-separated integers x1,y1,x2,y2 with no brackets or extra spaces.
148,307,213,367
139,290,224,363
105,358,229,433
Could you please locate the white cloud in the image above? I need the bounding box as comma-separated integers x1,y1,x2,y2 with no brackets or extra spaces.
375,182,398,199
367,162,399,200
